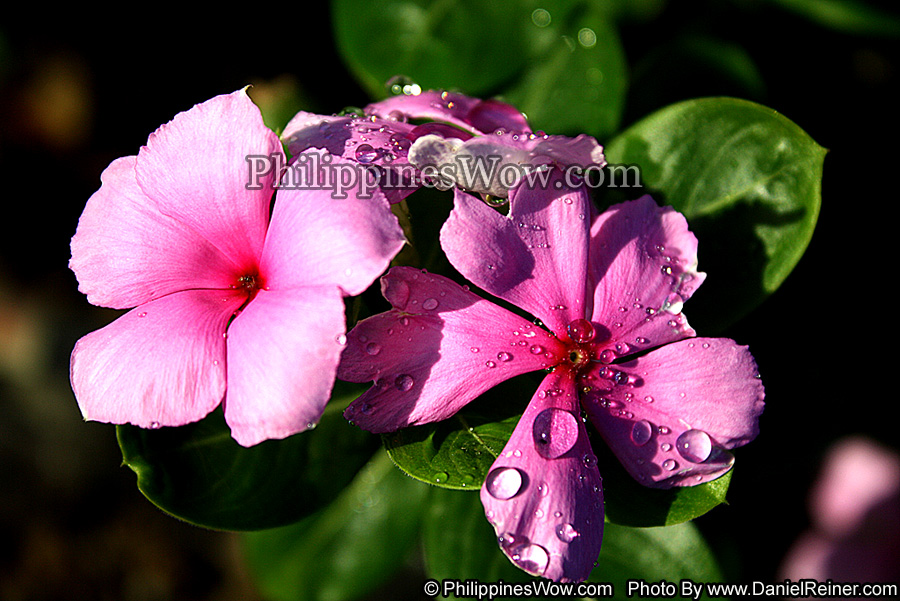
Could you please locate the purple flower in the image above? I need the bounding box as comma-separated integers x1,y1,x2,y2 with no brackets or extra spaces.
282,90,605,200
338,174,764,581
69,89,406,447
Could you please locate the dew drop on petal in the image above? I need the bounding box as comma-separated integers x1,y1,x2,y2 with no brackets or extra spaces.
631,420,653,446
556,523,580,543
485,467,525,500
676,429,713,463
529,345,545,355
509,542,550,576
485,360,496,368
355,143,380,163
532,408,579,459
498,351,513,362
598,349,616,363
422,297,439,310
662,458,679,471
365,342,382,355
566,318,595,343
394,374,414,391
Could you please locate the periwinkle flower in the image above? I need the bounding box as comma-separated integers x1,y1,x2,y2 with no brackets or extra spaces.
338,173,764,581
69,89,406,446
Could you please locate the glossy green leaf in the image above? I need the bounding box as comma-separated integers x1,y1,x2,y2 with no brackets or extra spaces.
383,375,536,490
604,97,825,331
243,451,430,601
117,383,377,530
332,0,529,98
424,486,722,595
503,4,627,137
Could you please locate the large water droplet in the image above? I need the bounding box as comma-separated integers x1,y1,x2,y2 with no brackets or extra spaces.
566,319,595,343
598,349,616,363
394,374,414,391
365,342,382,355
676,429,713,463
662,458,679,471
354,143,380,164
556,523,580,543
498,351,513,362
631,420,653,446
532,408,579,459
422,297,439,310
529,345,545,355
508,542,550,576
485,466,525,500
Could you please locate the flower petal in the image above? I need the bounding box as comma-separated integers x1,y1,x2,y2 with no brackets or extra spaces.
70,288,245,428
581,338,765,487
70,157,242,309
365,91,530,135
440,178,591,336
588,196,707,359
480,369,603,582
224,286,347,447
338,267,565,433
135,89,280,272
260,153,406,296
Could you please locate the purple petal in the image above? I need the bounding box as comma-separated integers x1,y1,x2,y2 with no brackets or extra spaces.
224,287,347,447
70,289,245,429
135,89,279,273
70,157,242,309
581,338,765,487
480,369,603,582
365,91,530,135
440,179,591,336
338,267,565,433
260,152,406,296
588,196,707,360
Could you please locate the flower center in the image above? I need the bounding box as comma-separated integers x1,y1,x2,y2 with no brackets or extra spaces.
562,319,596,371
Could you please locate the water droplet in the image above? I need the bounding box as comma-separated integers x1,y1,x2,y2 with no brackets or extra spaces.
148,421,161,429
556,523,580,543
661,265,673,275
536,481,551,497
532,408,579,459
485,360,496,368
661,443,672,452
394,374,414,391
485,467,524,500
643,395,654,403
566,319,595,343
335,333,347,345
631,420,653,446
470,347,480,353
658,425,670,435
354,143,380,164
662,292,684,314
662,458,679,471
433,471,449,483
498,352,513,362
529,345,545,355
599,349,616,363
583,453,597,468
137,311,147,318
508,542,550,576
422,297,439,310
359,402,373,415
676,429,713,463
365,342,382,355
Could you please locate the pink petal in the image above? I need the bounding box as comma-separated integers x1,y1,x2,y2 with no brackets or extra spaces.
588,196,707,359
365,91,530,135
338,267,565,433
135,89,280,272
224,286,347,447
70,288,246,428
70,157,243,309
282,110,417,166
581,338,765,487
440,179,591,336
480,369,603,582
260,152,406,296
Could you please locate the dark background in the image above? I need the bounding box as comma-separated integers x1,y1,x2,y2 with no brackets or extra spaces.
1,2,897,599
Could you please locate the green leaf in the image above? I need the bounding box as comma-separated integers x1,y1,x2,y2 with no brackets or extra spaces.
604,97,825,332
117,383,377,530
765,0,900,37
424,486,723,595
383,375,536,490
503,4,627,138
332,0,529,98
243,451,430,601
588,521,723,588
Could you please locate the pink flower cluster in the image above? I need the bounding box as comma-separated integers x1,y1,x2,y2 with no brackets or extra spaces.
70,87,764,582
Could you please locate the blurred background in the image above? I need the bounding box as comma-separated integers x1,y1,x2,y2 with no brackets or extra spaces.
1,1,898,599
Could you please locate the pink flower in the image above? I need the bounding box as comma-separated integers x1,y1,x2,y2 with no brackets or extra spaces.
282,90,605,200
338,175,765,581
69,89,406,447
